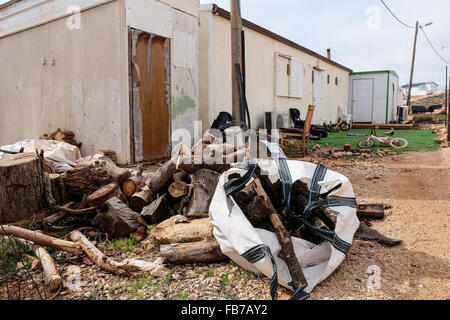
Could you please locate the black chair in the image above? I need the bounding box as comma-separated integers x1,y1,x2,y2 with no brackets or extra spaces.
289,108,328,140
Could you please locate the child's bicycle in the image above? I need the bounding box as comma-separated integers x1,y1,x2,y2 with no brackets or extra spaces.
358,128,408,149
323,120,351,132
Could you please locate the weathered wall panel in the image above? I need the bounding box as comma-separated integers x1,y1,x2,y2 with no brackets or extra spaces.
0,0,117,38
0,1,129,162
125,0,172,38
170,7,199,141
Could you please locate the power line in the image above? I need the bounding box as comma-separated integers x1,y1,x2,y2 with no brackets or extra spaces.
379,0,415,29
420,27,450,65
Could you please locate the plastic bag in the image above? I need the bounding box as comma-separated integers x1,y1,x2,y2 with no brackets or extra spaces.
209,159,360,295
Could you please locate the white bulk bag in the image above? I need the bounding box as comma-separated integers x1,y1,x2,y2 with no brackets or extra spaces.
209,159,360,295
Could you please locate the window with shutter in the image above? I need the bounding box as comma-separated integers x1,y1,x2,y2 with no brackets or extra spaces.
289,59,304,98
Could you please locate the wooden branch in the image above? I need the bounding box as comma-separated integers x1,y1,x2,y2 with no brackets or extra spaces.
0,225,81,254
252,178,308,290
18,238,62,291
50,205,98,215
160,239,227,264
67,231,155,275
42,202,75,228
355,221,402,247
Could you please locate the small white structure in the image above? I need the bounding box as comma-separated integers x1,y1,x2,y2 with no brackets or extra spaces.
401,82,439,96
349,70,401,124
0,0,200,164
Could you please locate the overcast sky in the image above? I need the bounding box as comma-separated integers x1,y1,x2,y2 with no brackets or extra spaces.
1,0,449,89
202,0,450,89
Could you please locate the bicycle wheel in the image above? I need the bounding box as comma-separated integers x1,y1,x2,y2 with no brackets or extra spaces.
390,138,408,149
358,138,375,149
340,122,350,131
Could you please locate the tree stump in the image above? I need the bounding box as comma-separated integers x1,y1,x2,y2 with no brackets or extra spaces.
0,153,46,223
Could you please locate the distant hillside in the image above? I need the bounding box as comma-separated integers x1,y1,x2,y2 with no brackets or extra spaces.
403,91,447,107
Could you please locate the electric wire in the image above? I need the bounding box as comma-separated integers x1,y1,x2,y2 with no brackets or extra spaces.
379,0,415,29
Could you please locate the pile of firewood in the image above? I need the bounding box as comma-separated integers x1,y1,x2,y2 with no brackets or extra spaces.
0,129,402,293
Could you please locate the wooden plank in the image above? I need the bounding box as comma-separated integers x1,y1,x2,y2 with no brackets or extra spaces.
147,36,170,160
352,123,413,130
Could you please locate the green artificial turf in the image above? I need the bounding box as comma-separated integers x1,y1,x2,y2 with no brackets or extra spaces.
307,129,439,152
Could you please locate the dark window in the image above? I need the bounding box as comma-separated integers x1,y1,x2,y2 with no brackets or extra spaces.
312,71,314,83
327,75,330,84
335,77,339,86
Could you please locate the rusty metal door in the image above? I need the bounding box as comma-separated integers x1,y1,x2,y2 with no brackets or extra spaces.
130,28,171,162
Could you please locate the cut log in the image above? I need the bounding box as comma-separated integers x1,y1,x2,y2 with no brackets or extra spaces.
0,153,46,224
149,216,214,245
141,194,170,225
93,197,144,237
233,183,257,203
62,157,131,197
87,182,122,208
121,167,145,198
0,225,81,254
160,240,227,264
185,169,220,217
146,160,177,193
129,186,154,213
252,177,308,290
97,149,118,164
244,195,272,223
357,204,385,220
168,181,189,199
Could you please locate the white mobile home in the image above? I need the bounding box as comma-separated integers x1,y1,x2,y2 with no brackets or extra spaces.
199,4,352,130
401,82,439,97
349,70,401,124
0,0,199,164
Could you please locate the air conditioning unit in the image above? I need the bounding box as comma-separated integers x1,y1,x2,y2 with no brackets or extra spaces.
264,111,292,131
398,106,409,123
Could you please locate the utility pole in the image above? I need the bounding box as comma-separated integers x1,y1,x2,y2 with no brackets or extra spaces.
406,21,419,111
231,0,243,123
445,67,448,130
448,75,450,142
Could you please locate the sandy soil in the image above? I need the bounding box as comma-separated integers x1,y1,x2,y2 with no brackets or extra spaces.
310,148,450,300
1,149,449,300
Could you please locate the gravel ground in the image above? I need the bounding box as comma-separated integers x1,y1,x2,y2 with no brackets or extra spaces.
1,149,449,300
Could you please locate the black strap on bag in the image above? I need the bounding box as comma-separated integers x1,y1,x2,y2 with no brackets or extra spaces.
224,162,309,300
290,163,358,255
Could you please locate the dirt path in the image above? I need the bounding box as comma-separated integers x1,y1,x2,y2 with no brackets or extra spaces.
1,150,448,300
311,149,450,300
